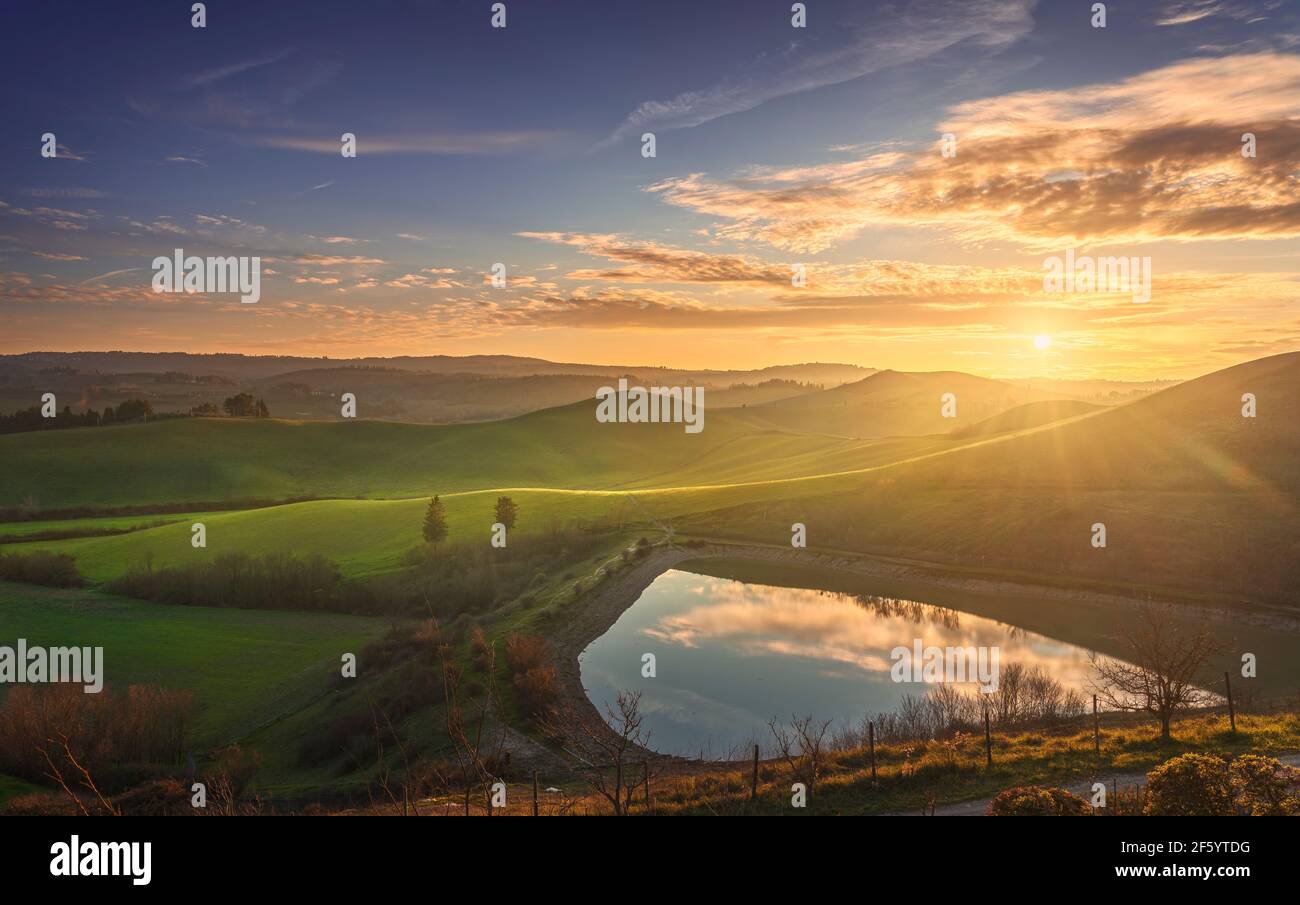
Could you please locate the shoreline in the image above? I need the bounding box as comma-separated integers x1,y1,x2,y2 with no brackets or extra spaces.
552,540,1300,763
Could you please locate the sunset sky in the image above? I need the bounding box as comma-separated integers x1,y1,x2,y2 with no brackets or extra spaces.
1,0,1298,379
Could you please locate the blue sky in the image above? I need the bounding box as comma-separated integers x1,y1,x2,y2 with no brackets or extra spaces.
2,0,1298,377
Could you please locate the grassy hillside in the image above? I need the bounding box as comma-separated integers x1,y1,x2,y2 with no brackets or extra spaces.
736,369,1066,438
684,352,1300,606
11,354,1299,606
0,582,384,746
1,400,929,510
950,399,1102,439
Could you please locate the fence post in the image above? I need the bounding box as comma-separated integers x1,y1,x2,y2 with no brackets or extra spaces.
532,770,539,817
983,707,993,768
751,744,759,801
868,720,877,784
1224,671,1236,733
1093,694,1100,756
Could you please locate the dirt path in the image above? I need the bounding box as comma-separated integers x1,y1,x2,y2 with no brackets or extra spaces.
921,753,1300,816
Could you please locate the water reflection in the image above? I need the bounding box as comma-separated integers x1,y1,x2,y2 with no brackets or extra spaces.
580,569,1110,756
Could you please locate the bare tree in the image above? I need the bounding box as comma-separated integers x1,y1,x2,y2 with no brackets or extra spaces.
575,690,652,816
39,732,119,816
434,621,508,816
767,715,832,801
1090,605,1220,740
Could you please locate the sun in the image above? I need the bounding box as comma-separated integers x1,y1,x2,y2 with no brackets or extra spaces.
1033,334,1052,350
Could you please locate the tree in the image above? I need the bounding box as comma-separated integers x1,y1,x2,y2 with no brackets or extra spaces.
114,398,153,422
494,496,518,531
222,393,258,417
1090,605,1220,741
577,690,651,816
255,397,270,418
422,495,448,547
768,714,832,801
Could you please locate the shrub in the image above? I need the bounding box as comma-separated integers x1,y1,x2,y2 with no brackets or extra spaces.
1143,753,1234,816
2,792,80,816
0,550,83,587
505,634,548,674
1228,754,1300,816
469,627,492,671
114,777,192,816
987,785,1088,816
108,552,353,612
0,684,191,783
513,666,559,719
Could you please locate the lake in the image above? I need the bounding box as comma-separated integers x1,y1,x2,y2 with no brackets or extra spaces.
579,559,1291,757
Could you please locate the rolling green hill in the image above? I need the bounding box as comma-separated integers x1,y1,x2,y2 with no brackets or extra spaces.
0,582,384,746
735,369,1067,438
949,399,1103,439
10,353,1299,606
0,399,933,510
684,351,1300,606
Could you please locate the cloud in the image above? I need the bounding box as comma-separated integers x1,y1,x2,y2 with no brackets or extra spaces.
649,53,1300,251
21,188,108,199
518,231,790,285
598,0,1034,147
1154,1,1278,26
277,254,385,266
249,130,563,155
184,49,296,87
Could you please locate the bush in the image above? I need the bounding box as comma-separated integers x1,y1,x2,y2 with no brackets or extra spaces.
2,792,80,816
0,550,83,587
114,777,192,816
1228,754,1300,816
513,666,559,719
1143,753,1234,816
505,634,548,674
108,552,358,613
0,684,192,783
987,785,1088,816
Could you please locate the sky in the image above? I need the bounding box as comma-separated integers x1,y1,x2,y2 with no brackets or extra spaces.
1,0,1298,379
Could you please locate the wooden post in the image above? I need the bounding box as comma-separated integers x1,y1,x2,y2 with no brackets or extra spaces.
1093,694,1101,756
750,744,759,801
532,770,539,817
983,707,993,768
1224,671,1236,733
463,784,470,817
643,761,651,814
868,721,877,784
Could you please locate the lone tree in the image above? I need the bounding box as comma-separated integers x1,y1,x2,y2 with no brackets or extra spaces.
1091,605,1220,741
222,393,259,417
494,496,518,531
422,495,448,548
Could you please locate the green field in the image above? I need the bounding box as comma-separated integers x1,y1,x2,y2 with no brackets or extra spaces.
10,352,1300,607
0,510,230,542
0,400,942,510
0,582,385,746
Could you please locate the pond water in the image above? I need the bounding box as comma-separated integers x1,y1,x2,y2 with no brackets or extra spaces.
579,567,1126,757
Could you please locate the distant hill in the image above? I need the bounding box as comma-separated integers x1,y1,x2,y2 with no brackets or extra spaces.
0,395,933,510
0,352,873,424
734,369,1067,438
949,399,1103,440
686,351,1300,606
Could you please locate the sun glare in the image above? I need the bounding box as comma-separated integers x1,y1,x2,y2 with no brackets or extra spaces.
1033,334,1052,350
